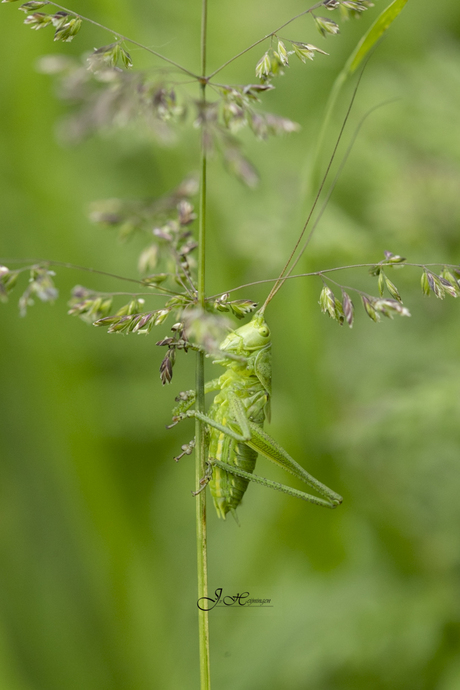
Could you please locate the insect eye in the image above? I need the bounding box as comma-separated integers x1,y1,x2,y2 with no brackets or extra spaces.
259,326,270,337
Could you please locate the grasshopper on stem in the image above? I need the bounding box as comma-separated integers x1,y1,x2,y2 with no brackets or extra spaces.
168,72,370,520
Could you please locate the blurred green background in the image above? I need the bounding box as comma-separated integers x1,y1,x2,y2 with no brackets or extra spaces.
1,1,460,688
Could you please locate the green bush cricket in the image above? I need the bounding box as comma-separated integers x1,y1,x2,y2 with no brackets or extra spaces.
170,310,343,520
166,77,370,520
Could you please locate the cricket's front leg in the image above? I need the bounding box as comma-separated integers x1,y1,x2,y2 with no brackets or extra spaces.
169,408,250,443
170,378,222,417
169,388,252,444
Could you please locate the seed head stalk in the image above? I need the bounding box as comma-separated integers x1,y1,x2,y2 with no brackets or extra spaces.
195,1,211,689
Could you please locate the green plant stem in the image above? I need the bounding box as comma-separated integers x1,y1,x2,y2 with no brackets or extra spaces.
195,1,211,689
310,0,410,188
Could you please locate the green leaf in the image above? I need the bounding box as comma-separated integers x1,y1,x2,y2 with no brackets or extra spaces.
347,0,410,75
311,0,410,187
335,0,410,92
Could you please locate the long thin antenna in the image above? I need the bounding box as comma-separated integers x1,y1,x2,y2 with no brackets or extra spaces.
284,98,398,279
260,64,367,313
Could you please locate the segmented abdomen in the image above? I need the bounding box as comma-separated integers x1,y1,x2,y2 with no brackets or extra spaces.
208,380,266,519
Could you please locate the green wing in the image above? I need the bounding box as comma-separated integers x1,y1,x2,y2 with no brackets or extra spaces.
254,345,272,421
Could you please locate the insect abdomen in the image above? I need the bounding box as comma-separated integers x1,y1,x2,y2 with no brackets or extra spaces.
208,386,265,519
209,430,258,519
207,318,271,519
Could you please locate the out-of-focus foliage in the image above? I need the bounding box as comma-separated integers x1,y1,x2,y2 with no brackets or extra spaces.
1,1,460,689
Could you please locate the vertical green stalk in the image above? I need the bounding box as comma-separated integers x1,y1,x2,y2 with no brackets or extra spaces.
196,1,210,689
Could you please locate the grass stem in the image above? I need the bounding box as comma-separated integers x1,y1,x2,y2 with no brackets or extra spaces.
195,1,211,689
